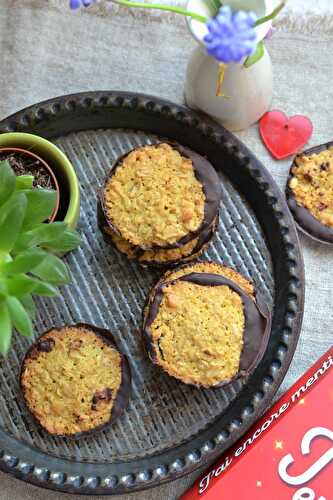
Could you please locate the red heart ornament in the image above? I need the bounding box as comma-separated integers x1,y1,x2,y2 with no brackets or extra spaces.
259,110,313,160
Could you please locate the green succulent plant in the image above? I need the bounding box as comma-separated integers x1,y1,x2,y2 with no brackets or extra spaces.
0,160,81,354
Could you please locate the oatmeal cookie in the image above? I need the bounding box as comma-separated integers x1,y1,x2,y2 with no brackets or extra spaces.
287,141,333,243
20,324,131,437
98,200,218,266
100,143,221,250
142,271,270,388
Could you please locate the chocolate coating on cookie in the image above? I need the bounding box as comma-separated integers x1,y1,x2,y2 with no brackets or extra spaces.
287,192,333,244
172,143,222,247
156,261,255,297
286,141,333,244
98,199,218,267
100,142,221,250
143,273,270,388
20,323,131,438
143,261,255,328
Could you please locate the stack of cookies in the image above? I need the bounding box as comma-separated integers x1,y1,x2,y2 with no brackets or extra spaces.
98,143,222,266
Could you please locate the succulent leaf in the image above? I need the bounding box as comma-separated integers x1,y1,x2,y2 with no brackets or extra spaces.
32,254,71,285
30,280,59,297
22,189,57,230
19,294,36,319
1,249,47,275
0,301,12,354
7,297,33,337
16,175,34,190
0,193,27,253
14,222,68,252
0,161,16,206
6,275,38,297
43,229,82,252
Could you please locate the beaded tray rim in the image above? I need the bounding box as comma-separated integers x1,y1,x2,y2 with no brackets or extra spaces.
0,91,304,495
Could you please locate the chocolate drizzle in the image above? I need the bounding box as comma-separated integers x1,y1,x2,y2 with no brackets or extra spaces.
143,273,271,387
286,141,333,245
100,142,221,250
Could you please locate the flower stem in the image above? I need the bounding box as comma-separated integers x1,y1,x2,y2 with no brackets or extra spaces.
215,63,229,98
112,0,208,23
254,1,285,27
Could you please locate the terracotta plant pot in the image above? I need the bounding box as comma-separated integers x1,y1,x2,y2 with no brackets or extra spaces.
0,147,60,222
0,133,80,229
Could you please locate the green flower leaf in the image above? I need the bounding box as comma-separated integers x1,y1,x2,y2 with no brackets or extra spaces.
244,41,264,68
1,249,47,275
208,0,222,16
43,229,82,253
22,189,57,230
7,296,33,337
0,193,27,252
32,254,70,285
0,300,12,355
255,1,285,27
19,294,36,319
16,175,34,191
0,161,16,206
14,222,67,252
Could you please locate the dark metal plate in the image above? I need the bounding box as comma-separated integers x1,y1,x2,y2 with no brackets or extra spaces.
0,92,304,495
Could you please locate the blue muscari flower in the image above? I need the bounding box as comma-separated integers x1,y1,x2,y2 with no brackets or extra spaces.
70,0,95,9
204,6,257,64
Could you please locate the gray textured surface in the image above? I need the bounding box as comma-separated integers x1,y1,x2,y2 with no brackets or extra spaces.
0,1,332,499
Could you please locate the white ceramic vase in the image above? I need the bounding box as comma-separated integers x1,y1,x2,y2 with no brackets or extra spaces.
184,0,275,131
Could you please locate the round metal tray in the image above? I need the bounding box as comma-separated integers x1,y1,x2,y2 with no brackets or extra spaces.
0,91,304,495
